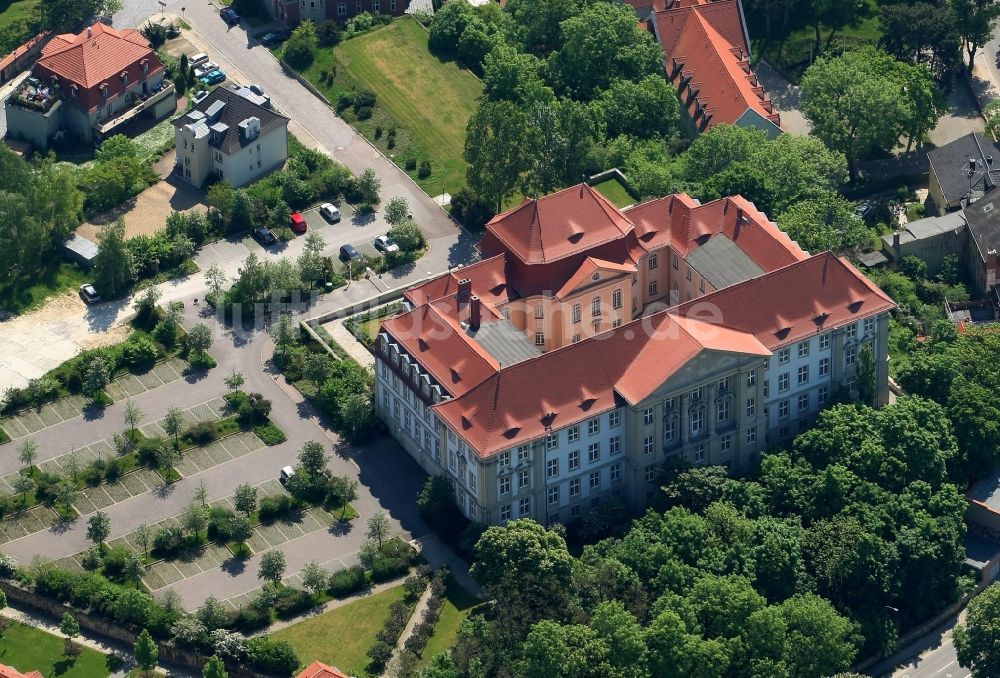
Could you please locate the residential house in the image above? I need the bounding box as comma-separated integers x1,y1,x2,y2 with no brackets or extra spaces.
173,87,289,188
0,31,50,85
0,664,44,678
627,0,781,136
927,132,1000,212
296,661,351,678
263,0,412,27
373,184,894,526
5,23,175,150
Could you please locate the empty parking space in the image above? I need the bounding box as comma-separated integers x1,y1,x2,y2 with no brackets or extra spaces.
0,506,59,545
104,358,187,402
174,432,264,478
0,394,89,440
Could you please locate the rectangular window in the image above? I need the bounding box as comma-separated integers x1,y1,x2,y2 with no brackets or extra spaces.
588,418,600,436
517,445,530,464
572,333,582,343
498,451,510,467
690,409,704,436
717,400,729,423
612,319,622,328
518,470,529,488
797,365,809,385
664,418,676,442
764,380,769,398
779,400,789,419
643,435,654,455
591,297,601,317
568,426,580,442
747,370,756,387
846,323,857,340
721,433,731,452
819,385,829,404
519,497,531,517
609,410,621,428
845,347,856,366
691,387,703,401
610,463,621,482
699,279,705,293
686,267,692,281
572,304,581,323
798,392,810,413
746,397,756,417
500,504,511,521
693,445,705,463
609,436,621,455
499,475,510,495
778,373,790,393
588,443,600,463
548,486,559,505
643,407,654,425
648,253,658,269
778,348,790,365
568,450,580,470
546,458,559,478
819,357,830,377
535,305,544,319
589,471,600,489
718,377,730,392
535,332,545,346
546,434,558,450
864,317,875,335
747,427,757,444
612,289,622,309
468,470,477,493
382,392,389,408
645,465,656,482
797,341,809,358
673,255,679,269
648,280,658,296
819,332,830,350
570,478,581,497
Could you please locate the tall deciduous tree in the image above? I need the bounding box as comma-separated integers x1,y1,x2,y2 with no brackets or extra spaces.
163,406,184,451
956,582,1000,677
134,629,159,678
258,550,286,585
777,192,873,254
93,221,132,299
123,400,143,437
366,512,391,549
951,0,1000,73
464,100,529,213
87,510,111,551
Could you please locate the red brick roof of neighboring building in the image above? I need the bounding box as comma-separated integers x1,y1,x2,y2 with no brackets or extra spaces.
0,663,45,678
0,31,50,74
33,23,164,112
405,255,513,308
650,0,780,130
296,661,351,678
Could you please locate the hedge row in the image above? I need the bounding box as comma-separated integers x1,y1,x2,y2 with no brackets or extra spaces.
366,568,429,674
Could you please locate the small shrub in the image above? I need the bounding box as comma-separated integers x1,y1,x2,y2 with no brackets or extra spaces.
374,126,383,139
83,458,107,486
104,459,123,483
273,587,314,618
367,640,393,669
371,556,407,582
122,336,159,369
234,606,270,633
185,420,219,446
336,92,353,111
153,526,184,555
258,495,301,523
254,422,287,446
356,105,373,120
328,565,367,597
404,158,417,171
207,506,237,542
417,161,431,179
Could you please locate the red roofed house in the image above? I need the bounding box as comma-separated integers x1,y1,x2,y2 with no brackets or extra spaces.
296,660,352,678
373,184,893,525
627,0,781,137
0,663,45,678
5,23,176,150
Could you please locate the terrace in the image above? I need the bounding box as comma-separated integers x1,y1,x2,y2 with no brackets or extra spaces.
93,79,175,135
10,77,59,113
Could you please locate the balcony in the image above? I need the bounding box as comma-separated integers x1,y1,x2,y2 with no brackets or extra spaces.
10,77,59,114
93,79,175,135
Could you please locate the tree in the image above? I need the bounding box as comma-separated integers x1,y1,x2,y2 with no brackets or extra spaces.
808,0,865,53
956,582,1000,677
366,512,391,549
134,628,159,678
123,400,143,437
193,479,208,507
11,473,34,504
187,323,213,360
856,342,876,406
988,99,1000,144
230,515,253,555
800,47,941,181
880,2,961,83
233,483,258,518
357,168,382,207
59,612,80,656
225,369,246,396
387,218,425,252
54,479,79,515
301,561,329,595
596,76,680,140
298,440,329,477
284,20,318,68
42,0,123,32
951,0,1000,73
340,392,375,442
87,510,111,551
258,550,286,585
482,43,554,107
17,440,37,471
303,353,332,386
182,502,208,537
548,1,662,99
163,406,184,451
82,356,111,398
197,596,230,631
134,523,153,558
298,231,327,288
270,313,296,358
777,193,873,253
505,0,581,52
123,549,145,584
93,221,132,299
65,450,80,483
329,476,359,518
384,197,410,226
203,654,228,678
204,263,228,304
465,100,529,213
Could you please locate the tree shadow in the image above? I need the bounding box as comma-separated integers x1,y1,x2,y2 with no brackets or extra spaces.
184,367,209,383
154,481,176,499
221,556,248,576
50,516,76,534
329,518,353,536
52,656,77,675
82,402,107,421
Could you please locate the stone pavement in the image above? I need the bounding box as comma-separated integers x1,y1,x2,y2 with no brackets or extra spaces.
325,319,376,367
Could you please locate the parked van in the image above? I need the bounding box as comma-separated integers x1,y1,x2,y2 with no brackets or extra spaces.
279,466,294,484
189,52,209,67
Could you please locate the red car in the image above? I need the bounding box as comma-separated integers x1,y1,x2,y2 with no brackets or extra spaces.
289,211,307,234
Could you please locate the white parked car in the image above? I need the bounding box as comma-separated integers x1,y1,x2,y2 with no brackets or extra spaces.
194,62,219,79
319,202,341,223
375,235,399,253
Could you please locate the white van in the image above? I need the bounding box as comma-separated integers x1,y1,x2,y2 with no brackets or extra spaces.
189,52,209,67
279,466,294,484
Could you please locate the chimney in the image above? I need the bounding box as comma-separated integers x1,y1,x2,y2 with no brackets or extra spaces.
469,295,481,330
893,232,900,248
970,158,978,173
87,26,92,38
457,278,472,301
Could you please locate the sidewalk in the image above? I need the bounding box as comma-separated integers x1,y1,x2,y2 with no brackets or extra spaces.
325,320,375,367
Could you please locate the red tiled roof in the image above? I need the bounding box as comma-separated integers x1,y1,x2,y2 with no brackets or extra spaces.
33,23,164,113
674,251,896,350
485,184,636,265
405,255,513,308
297,661,351,678
652,0,779,129
0,664,45,678
0,31,50,73
555,257,637,299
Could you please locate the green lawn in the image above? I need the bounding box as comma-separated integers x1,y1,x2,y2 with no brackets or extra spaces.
0,0,41,53
293,17,482,196
272,584,407,677
0,620,122,678
592,178,636,209
746,0,883,82
0,262,90,315
418,581,480,668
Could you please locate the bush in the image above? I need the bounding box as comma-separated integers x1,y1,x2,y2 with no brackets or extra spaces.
316,19,341,46
234,605,271,633
417,160,432,179
185,420,219,446
273,587,314,618
136,437,165,467
83,458,107,486
449,188,493,231
258,495,301,523
404,158,417,171
356,105,373,120
371,556,408,583
122,336,159,370
237,393,272,427
0,553,18,579
367,640,393,669
153,526,184,555
207,506,237,542
244,636,301,676
101,547,132,580
105,459,123,483
329,565,367,597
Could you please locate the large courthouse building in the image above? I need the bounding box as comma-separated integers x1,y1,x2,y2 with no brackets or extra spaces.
373,185,895,525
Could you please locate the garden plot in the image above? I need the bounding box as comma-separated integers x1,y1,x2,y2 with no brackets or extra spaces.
173,432,264,477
